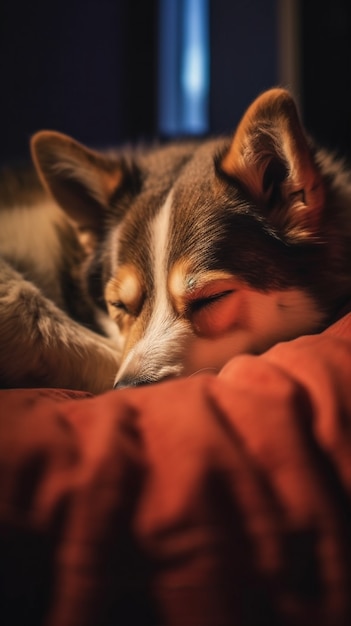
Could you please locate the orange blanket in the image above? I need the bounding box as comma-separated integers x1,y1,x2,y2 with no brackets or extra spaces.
1,313,351,626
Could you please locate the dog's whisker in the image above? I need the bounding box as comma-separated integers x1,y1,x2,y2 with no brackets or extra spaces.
187,367,219,379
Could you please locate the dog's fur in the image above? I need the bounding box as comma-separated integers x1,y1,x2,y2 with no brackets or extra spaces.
1,88,351,392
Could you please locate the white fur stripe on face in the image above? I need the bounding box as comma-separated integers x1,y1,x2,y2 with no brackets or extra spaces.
115,191,188,383
152,190,173,307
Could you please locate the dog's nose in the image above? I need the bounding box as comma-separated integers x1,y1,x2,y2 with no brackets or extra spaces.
113,376,150,390
114,373,174,389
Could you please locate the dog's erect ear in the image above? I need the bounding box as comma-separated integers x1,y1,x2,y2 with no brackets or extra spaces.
220,88,325,241
31,131,124,249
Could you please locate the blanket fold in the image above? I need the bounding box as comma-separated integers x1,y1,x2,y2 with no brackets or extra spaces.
1,313,351,625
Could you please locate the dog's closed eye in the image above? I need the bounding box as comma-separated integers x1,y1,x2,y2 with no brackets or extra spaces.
109,300,132,315
189,290,235,313
188,289,241,338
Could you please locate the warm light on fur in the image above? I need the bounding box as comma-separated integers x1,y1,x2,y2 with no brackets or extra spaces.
1,88,351,391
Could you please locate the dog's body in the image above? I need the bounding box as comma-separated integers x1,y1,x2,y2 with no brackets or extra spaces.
0,167,121,392
1,88,351,392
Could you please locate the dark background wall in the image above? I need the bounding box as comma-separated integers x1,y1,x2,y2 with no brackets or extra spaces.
300,0,351,158
209,0,278,134
1,0,351,165
0,0,158,164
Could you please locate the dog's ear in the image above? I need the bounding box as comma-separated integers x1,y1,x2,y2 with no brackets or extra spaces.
220,88,325,241
31,131,124,251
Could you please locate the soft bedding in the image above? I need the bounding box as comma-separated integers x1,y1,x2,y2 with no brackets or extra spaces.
1,312,351,625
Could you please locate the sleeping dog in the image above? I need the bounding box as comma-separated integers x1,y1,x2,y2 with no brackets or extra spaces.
1,88,351,392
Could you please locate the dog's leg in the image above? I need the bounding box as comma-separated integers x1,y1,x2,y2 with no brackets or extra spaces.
0,259,121,393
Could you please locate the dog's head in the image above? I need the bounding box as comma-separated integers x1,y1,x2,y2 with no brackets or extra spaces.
31,88,337,387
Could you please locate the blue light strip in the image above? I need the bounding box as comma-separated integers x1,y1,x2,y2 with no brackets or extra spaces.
158,0,210,136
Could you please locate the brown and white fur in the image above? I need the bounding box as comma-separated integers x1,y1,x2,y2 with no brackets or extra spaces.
1,88,351,392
